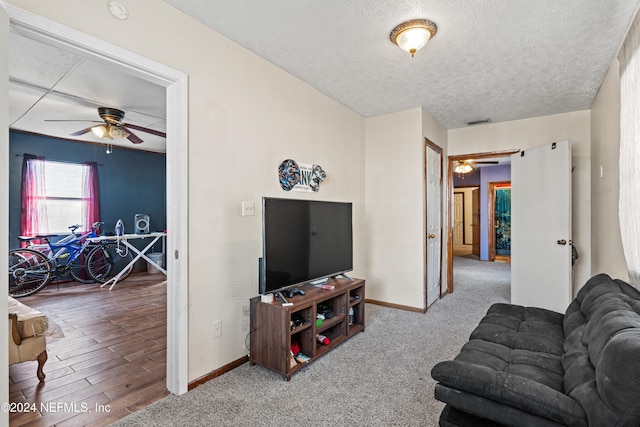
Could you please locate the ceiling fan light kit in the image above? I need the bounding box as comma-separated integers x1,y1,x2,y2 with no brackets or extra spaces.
454,161,474,175
59,106,165,145
390,19,437,57
91,123,130,140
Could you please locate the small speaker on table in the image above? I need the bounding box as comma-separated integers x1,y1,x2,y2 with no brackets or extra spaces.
134,214,150,234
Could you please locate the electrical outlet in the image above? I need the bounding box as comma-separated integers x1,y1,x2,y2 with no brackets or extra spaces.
242,201,255,216
242,305,249,332
212,320,222,339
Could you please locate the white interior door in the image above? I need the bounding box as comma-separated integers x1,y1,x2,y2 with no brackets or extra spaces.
511,140,572,313
426,144,442,307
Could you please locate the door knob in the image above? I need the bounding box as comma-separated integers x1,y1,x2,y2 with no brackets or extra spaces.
557,239,567,245
428,233,436,239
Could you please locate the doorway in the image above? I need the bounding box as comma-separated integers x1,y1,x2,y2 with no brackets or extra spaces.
4,5,189,395
447,150,518,294
452,187,479,258
488,181,511,262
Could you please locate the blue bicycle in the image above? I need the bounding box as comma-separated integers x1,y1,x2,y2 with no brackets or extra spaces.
9,222,103,297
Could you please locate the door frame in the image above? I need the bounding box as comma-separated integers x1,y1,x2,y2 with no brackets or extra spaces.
3,4,190,394
447,150,518,294
424,138,443,306
472,188,480,257
488,181,511,262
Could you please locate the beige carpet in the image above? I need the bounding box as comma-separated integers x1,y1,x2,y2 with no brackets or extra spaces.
112,257,510,427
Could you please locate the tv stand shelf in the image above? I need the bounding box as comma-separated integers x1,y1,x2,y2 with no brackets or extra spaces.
249,277,365,380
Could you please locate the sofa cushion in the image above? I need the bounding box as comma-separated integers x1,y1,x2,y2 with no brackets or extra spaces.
431,303,587,426
561,274,640,426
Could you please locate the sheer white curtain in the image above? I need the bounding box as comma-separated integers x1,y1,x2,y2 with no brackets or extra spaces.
619,11,640,286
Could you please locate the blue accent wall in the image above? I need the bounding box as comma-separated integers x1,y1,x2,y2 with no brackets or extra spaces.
453,168,480,186
9,131,166,252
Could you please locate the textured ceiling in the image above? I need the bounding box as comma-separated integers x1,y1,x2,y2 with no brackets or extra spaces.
163,0,640,129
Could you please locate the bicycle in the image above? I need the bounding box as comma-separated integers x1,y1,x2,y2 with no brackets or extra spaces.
83,237,135,285
9,222,117,297
9,222,136,298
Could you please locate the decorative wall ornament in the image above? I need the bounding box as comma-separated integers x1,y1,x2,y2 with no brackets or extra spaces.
278,159,300,191
278,159,326,192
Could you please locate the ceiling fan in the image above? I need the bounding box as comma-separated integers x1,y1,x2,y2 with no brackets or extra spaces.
454,159,500,174
46,107,166,144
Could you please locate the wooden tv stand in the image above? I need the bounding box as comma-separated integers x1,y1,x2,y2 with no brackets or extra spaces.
249,277,365,380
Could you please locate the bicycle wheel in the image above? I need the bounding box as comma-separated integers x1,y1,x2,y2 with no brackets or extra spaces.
68,246,96,284
9,249,52,297
85,242,134,284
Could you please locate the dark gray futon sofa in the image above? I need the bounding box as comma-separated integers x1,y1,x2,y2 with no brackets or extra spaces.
431,273,640,426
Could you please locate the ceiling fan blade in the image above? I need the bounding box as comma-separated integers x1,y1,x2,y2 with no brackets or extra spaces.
70,126,95,136
122,122,166,138
45,119,102,123
472,161,500,164
123,127,144,144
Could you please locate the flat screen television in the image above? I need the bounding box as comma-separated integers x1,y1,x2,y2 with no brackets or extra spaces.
260,197,353,295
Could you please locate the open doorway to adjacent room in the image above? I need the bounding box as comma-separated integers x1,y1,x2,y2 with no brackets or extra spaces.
4,5,189,425
447,150,518,294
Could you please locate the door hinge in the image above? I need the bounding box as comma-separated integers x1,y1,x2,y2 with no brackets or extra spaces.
174,250,179,259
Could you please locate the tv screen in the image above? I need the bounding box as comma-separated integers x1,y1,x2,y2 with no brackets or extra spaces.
261,197,353,294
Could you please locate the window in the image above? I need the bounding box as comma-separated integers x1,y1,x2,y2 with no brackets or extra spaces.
21,156,100,236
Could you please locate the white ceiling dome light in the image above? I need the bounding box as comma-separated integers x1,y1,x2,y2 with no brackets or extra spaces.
390,19,437,57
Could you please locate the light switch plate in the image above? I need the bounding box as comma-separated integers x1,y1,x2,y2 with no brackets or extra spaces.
242,201,255,216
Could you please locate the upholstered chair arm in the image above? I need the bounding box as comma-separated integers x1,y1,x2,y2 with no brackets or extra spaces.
9,313,21,345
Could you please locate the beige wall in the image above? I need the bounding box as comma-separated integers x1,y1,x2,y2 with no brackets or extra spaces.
4,0,367,381
363,108,447,309
364,108,424,307
448,111,592,293
590,59,629,281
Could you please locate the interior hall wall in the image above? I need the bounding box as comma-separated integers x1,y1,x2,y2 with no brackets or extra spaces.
448,110,592,294
9,131,166,242
362,107,448,310
365,108,424,308
2,0,367,381
590,58,629,281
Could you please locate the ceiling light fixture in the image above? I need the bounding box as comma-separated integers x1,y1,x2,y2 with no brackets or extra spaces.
91,124,109,139
91,123,130,140
454,161,474,175
390,19,437,57
108,126,130,139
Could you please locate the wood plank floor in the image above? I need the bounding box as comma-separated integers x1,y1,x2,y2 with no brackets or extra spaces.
9,273,169,427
